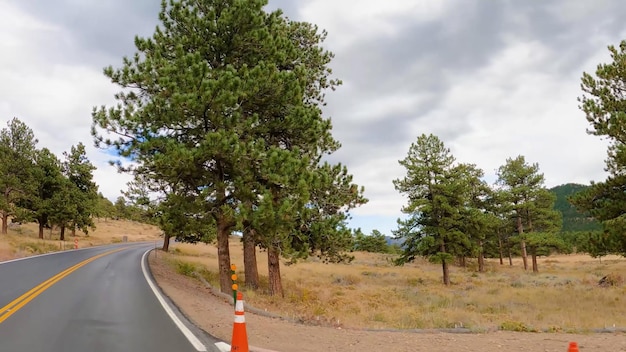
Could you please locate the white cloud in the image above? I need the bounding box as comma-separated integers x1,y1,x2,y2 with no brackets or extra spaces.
299,0,451,48
0,3,128,201
0,3,62,65
4,0,626,236
418,38,610,188
348,155,406,217
349,93,422,123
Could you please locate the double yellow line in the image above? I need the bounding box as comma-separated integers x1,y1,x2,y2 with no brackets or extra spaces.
0,247,126,324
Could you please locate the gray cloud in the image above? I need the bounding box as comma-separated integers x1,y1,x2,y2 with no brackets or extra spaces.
12,0,160,66
4,0,626,234
306,1,626,174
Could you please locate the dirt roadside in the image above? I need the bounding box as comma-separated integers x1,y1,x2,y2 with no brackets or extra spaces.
147,252,626,352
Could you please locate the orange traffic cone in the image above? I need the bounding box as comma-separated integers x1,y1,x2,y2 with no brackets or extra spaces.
230,292,249,352
568,342,579,352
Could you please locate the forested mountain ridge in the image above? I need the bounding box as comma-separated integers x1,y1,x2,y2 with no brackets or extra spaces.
550,183,601,232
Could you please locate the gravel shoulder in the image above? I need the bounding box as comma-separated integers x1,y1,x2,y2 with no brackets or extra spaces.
147,252,626,352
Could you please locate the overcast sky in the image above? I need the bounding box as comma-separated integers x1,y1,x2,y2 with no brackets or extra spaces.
2,0,625,236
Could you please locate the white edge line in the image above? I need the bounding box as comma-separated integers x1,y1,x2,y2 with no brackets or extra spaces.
141,249,208,352
214,341,230,352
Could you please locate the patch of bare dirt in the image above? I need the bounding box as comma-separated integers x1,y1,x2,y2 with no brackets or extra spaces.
0,248,17,262
148,252,626,352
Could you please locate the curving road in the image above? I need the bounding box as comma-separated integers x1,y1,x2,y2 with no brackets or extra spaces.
0,243,220,351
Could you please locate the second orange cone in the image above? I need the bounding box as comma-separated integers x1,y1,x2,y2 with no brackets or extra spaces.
230,292,249,352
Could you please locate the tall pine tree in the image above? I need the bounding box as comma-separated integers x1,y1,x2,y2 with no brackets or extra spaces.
92,0,359,294
63,143,98,236
393,134,472,285
0,118,38,234
571,40,626,255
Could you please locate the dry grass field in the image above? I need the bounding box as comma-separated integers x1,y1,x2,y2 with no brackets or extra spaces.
2,218,624,334
163,239,626,333
0,219,162,261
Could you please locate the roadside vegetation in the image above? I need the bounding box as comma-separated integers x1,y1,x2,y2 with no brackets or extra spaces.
0,219,161,261
158,240,626,332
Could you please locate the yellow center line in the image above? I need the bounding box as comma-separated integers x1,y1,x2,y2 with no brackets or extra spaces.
0,247,128,324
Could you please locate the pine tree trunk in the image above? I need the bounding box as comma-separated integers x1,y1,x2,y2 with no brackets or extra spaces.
498,236,504,265
60,226,65,241
526,214,535,272
71,225,76,237
441,242,450,285
517,215,528,270
217,213,232,294
38,222,44,239
268,244,283,297
478,240,485,272
520,239,528,270
162,233,170,252
508,247,513,266
1,211,7,234
531,250,539,273
442,259,450,285
243,227,259,289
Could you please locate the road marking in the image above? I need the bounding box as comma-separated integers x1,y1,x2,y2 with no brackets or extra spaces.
0,242,147,266
214,341,230,352
0,247,127,324
141,249,208,352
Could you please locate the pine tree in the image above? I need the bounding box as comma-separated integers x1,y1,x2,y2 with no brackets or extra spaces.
0,118,38,234
49,177,77,240
234,18,350,295
91,0,356,294
28,148,64,239
496,156,543,271
63,143,98,236
483,189,513,266
393,134,472,285
453,163,492,272
572,40,626,255
496,156,561,271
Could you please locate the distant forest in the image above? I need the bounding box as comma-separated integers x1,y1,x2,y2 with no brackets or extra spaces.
550,183,601,232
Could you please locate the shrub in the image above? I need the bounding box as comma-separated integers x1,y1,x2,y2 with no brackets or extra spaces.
500,320,536,332
174,260,196,277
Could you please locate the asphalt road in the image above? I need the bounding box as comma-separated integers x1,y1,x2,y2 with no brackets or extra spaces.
0,243,220,352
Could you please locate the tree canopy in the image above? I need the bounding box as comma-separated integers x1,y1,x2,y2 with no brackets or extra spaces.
393,134,482,284
0,118,102,238
92,0,364,295
572,40,626,256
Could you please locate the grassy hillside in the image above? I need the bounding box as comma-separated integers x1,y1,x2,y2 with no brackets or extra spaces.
550,183,602,232
0,219,162,261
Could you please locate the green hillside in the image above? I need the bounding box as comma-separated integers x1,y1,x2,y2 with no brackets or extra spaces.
550,183,602,232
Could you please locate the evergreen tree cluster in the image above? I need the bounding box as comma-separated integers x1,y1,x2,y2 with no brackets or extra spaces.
92,0,367,296
0,118,100,239
353,229,396,254
393,134,563,284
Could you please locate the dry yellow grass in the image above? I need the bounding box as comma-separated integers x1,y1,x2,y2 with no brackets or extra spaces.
165,239,626,332
6,218,620,333
0,218,162,259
